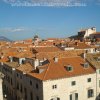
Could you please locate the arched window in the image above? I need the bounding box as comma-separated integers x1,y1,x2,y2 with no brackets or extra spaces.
51,97,60,100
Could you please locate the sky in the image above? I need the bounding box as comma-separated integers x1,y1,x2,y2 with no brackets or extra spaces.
0,0,100,40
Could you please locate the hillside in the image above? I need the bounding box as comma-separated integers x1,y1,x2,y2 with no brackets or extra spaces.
0,36,12,42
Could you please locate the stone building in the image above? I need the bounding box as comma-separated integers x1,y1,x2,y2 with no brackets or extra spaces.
0,55,97,100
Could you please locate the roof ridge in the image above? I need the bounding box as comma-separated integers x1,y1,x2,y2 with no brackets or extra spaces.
43,61,51,80
59,56,80,59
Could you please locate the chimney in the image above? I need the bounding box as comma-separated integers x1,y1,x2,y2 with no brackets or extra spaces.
34,59,39,69
1,53,4,59
54,57,58,62
43,58,46,61
39,60,43,66
19,58,22,65
83,53,86,60
1,56,4,59
12,68,15,71
75,42,78,46
23,72,26,75
9,56,13,62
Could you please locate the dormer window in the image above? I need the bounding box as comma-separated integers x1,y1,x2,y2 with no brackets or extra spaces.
19,58,25,65
84,62,89,68
97,57,100,62
66,65,73,72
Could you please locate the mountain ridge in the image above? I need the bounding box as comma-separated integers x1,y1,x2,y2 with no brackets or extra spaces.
0,36,12,42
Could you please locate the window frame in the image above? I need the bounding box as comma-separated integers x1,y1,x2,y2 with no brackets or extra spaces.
87,78,91,82
71,81,76,86
52,84,57,89
88,89,94,98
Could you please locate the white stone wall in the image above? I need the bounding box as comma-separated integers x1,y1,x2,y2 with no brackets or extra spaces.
0,79,3,100
96,69,100,96
64,47,74,50
84,28,96,38
0,62,98,100
87,48,95,53
43,73,96,100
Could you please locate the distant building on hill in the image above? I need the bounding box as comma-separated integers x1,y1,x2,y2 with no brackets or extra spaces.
78,27,96,39
32,35,41,46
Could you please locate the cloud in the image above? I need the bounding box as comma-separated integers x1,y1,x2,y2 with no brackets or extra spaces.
0,27,25,33
11,28,25,32
2,0,87,7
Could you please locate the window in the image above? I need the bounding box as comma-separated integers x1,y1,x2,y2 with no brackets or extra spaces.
30,92,33,100
20,84,23,93
52,85,57,89
36,83,38,89
97,57,100,62
75,93,78,100
20,75,22,79
17,82,19,90
24,87,27,100
88,89,94,98
66,65,73,71
87,78,91,82
36,96,39,100
71,81,76,86
30,80,32,85
70,93,78,100
70,94,72,100
84,62,89,68
17,73,19,77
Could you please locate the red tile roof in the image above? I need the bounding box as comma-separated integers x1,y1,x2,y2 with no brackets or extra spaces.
69,42,92,49
28,56,95,81
32,47,62,53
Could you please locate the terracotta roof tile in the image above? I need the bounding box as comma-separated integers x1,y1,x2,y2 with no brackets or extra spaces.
86,53,100,69
28,56,95,81
33,47,62,53
69,42,92,49
16,63,33,73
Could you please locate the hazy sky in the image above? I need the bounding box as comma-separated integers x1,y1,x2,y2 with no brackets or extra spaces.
0,0,100,40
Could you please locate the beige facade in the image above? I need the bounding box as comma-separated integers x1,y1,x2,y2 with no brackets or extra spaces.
43,73,96,100
0,78,3,100
78,27,96,39
96,69,100,99
84,27,96,38
0,53,100,100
